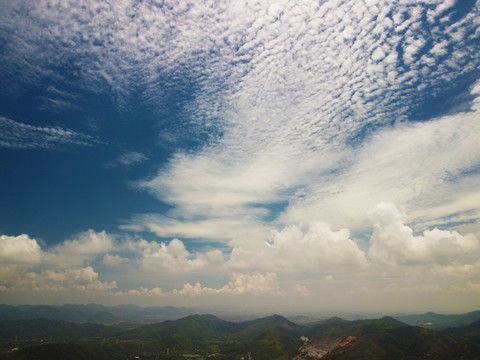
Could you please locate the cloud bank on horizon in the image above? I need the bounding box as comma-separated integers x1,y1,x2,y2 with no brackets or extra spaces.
1,0,480,312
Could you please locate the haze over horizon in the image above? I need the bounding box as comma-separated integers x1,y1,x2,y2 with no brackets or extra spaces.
1,0,480,314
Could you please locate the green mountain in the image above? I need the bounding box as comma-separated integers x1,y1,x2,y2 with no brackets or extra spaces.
300,317,480,360
0,343,122,360
0,318,132,354
0,318,127,341
443,319,480,345
0,304,121,324
2,312,480,360
233,314,301,339
0,304,198,324
395,310,480,329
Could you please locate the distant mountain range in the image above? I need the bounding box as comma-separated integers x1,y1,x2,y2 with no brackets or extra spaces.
394,310,480,329
1,309,480,360
0,303,198,324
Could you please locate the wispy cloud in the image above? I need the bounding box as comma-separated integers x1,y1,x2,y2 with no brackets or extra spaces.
104,151,149,168
0,116,100,150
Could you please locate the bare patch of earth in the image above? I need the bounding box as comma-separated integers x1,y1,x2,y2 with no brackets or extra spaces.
292,335,356,359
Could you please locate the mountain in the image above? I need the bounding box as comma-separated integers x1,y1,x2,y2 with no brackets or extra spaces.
394,310,480,329
443,319,480,345
115,314,302,359
0,343,122,360
0,304,121,324
299,316,480,360
0,318,131,353
2,312,480,359
233,314,301,339
0,318,127,341
120,313,238,341
0,304,201,324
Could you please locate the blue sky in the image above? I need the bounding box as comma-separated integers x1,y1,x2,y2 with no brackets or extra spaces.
1,0,480,313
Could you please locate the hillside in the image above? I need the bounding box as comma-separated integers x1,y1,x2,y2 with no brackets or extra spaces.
395,310,480,329
302,317,480,360
443,319,480,345
0,343,122,360
0,318,131,353
0,304,197,324
1,313,480,359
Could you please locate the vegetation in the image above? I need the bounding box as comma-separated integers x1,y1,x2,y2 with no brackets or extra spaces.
394,310,480,329
1,310,480,360
443,319,480,345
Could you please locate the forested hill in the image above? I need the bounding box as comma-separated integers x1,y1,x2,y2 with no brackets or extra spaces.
1,313,480,360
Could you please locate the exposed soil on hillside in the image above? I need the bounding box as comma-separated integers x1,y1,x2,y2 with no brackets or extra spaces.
292,335,356,359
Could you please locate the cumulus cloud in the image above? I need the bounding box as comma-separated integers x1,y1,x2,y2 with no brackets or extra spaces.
136,238,224,273
171,272,281,296
102,254,129,266
50,230,114,266
122,286,163,297
228,222,367,272
111,272,281,299
368,202,479,266
1,266,117,294
0,234,43,265
293,284,310,297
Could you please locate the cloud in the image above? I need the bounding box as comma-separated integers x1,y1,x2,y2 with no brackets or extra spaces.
368,202,479,266
1,1,479,254
122,286,164,297
136,238,224,273
0,234,43,266
117,151,148,166
0,117,100,150
1,0,480,310
102,254,129,266
171,272,281,296
293,284,310,297
1,266,117,294
50,230,114,267
282,81,480,231
228,222,367,272
122,213,271,242
105,151,148,168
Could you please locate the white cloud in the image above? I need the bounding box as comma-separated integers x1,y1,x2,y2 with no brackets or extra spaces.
1,266,117,294
293,284,310,297
1,0,480,311
111,272,282,300
0,234,43,265
50,230,114,266
3,0,477,245
102,253,129,266
171,272,281,296
122,286,164,297
282,81,480,232
105,151,148,168
228,222,367,272
368,202,479,266
137,238,223,273
0,117,99,150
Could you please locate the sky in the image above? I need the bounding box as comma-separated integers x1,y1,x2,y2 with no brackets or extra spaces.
1,0,480,314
